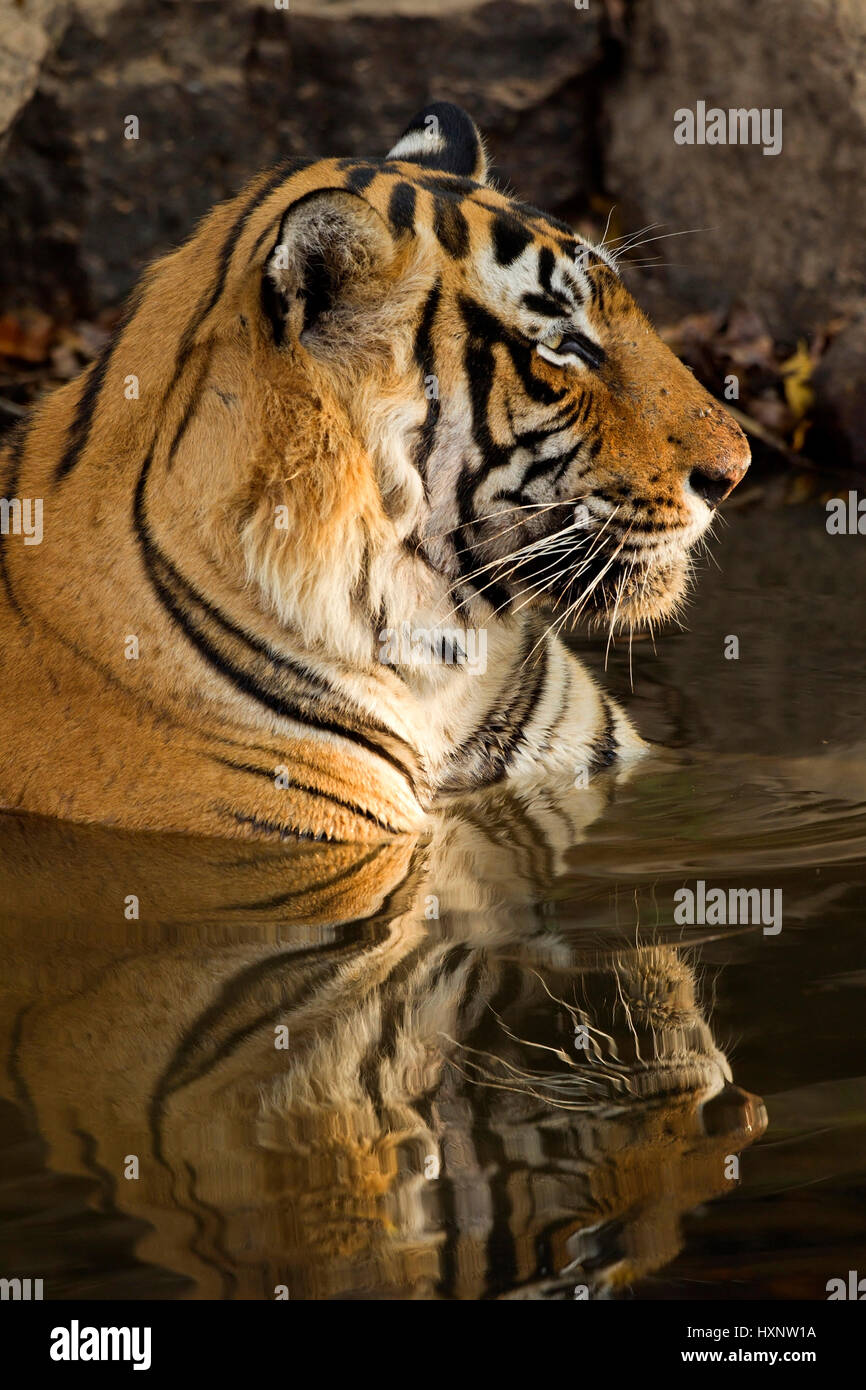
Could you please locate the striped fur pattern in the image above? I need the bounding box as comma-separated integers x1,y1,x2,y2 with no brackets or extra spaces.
0,103,749,841
0,788,766,1299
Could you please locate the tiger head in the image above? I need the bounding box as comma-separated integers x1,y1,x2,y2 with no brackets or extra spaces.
198,100,750,654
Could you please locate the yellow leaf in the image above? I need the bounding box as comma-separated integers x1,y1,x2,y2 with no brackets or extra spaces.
779,339,815,423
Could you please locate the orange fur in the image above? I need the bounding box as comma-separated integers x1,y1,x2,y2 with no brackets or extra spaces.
0,110,748,841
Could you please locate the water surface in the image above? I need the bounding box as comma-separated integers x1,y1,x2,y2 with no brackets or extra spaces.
1,502,865,1300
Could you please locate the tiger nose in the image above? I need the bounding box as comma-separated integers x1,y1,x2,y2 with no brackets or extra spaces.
688,442,751,509
700,1083,767,1139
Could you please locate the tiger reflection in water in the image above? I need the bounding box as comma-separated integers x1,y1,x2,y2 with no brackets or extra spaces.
0,778,765,1300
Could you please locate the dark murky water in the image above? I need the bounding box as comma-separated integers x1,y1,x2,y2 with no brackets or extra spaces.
1,502,865,1300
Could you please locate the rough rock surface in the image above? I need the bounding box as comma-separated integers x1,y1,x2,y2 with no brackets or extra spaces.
2,0,865,462
605,0,866,341
812,316,866,473
0,8,49,142
0,0,606,317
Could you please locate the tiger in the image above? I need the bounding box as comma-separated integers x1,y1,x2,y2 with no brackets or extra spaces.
0,102,749,842
0,782,766,1300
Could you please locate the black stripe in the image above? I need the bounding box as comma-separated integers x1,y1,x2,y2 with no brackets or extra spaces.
538,246,556,294
344,165,378,195
460,295,563,406
452,303,522,607
133,450,421,793
433,197,470,258
165,346,213,471
480,406,585,488
54,286,143,482
489,637,549,780
588,695,619,772
388,182,417,235
518,202,575,237
260,263,290,345
522,292,566,318
524,398,585,434
245,160,314,265
357,941,478,1115
0,429,29,620
583,257,613,314
357,976,408,1113
218,840,385,906
535,662,571,761
491,213,533,266
450,298,571,603
246,215,283,266
484,1164,519,1296
168,159,305,403
0,428,28,619
438,955,525,1299
55,159,304,488
412,280,442,479
558,265,585,304
452,334,510,604
476,197,569,245
443,626,548,786
415,173,479,199
507,414,577,454
153,928,391,1114
210,754,402,835
519,440,584,491
428,942,473,991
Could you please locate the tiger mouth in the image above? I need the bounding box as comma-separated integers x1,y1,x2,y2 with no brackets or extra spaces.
590,553,690,628
510,542,691,631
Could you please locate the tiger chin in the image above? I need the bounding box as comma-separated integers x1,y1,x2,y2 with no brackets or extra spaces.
0,102,750,842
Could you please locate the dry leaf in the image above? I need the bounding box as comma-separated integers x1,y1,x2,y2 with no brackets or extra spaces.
0,311,55,364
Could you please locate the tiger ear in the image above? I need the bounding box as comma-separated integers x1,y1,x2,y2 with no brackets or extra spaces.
261,189,394,349
387,101,488,182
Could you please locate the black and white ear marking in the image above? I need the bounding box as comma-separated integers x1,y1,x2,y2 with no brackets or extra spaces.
262,188,393,348
388,101,488,182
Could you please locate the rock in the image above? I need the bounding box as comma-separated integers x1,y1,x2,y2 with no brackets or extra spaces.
0,9,50,142
0,0,605,319
811,316,866,474
604,0,866,339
